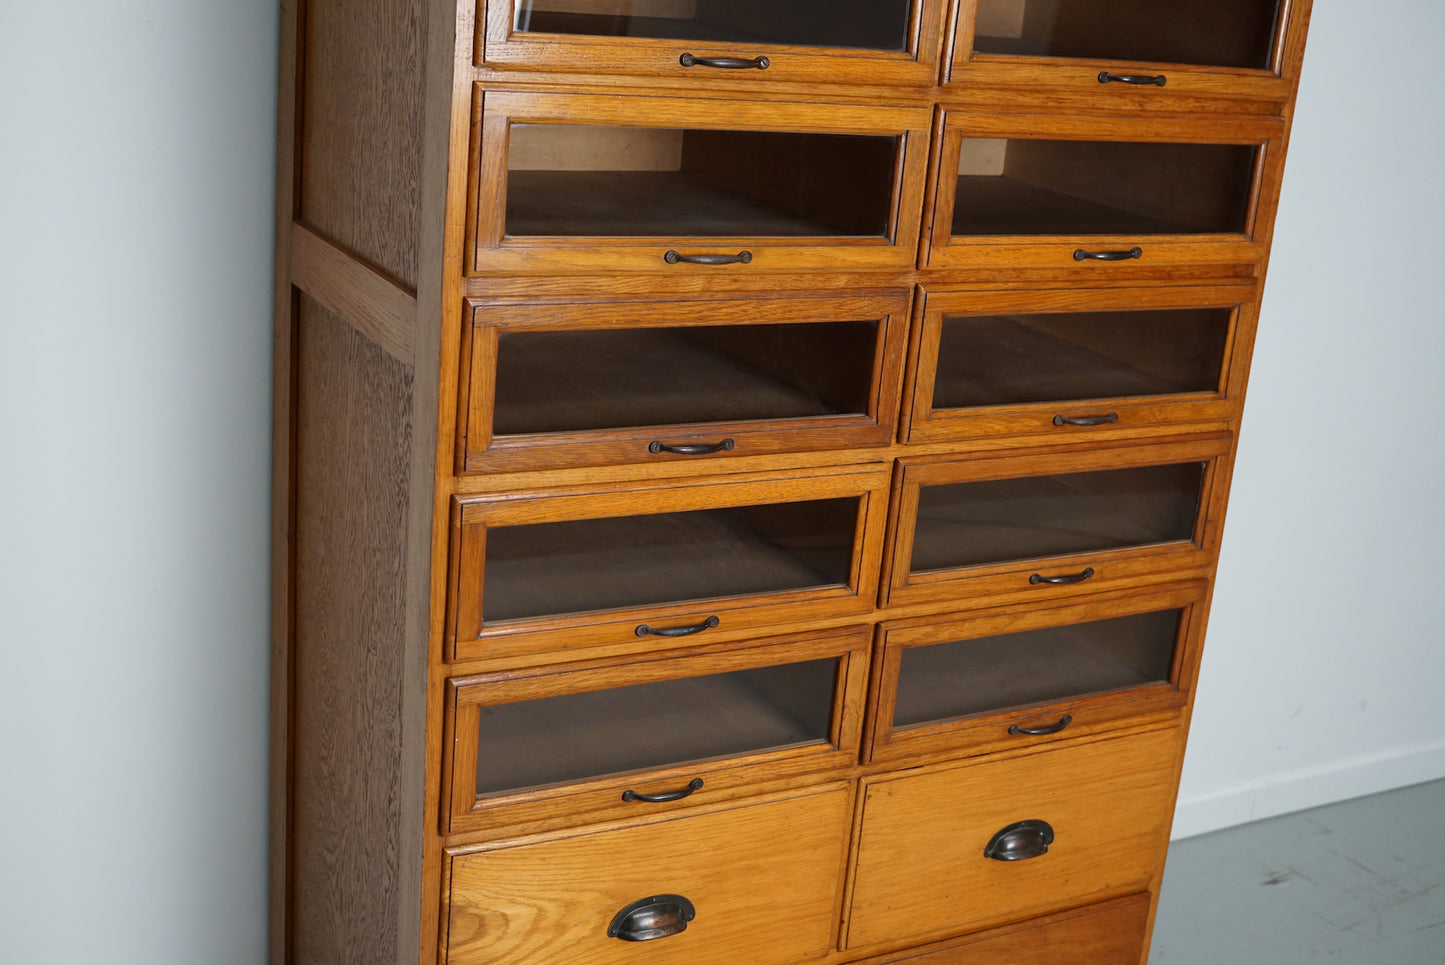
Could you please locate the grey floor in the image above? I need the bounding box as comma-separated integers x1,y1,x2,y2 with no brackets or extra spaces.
1149,778,1445,963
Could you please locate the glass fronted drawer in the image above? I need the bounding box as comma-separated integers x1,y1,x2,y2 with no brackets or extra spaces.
471,90,930,274
903,284,1257,446
867,585,1203,764
883,437,1229,610
479,0,947,87
461,292,910,473
449,464,891,665
924,112,1287,274
946,0,1308,111
444,627,868,833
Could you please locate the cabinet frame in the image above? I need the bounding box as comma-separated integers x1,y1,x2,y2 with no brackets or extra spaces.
469,89,933,275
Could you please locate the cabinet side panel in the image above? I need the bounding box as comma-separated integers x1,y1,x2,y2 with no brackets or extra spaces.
292,294,416,964
300,0,427,287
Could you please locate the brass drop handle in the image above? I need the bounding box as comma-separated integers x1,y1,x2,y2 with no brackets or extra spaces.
622,778,704,803
635,615,719,638
680,53,770,70
1075,247,1143,261
985,820,1055,861
1099,70,1167,86
649,438,735,456
608,894,696,942
1053,413,1118,427
1029,567,1095,586
665,250,753,266
1009,714,1073,737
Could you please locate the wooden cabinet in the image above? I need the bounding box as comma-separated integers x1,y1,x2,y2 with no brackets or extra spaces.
272,1,1313,963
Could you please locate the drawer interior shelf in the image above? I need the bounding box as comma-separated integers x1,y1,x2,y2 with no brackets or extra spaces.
475,659,837,794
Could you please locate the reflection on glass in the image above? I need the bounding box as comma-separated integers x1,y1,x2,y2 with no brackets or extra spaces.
893,610,1180,726
484,498,859,622
512,0,913,52
910,463,1203,573
506,124,898,238
952,138,1258,236
476,658,838,794
971,0,1282,70
932,308,1230,410
494,321,878,435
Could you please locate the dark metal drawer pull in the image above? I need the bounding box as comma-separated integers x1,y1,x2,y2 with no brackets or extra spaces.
1098,70,1167,87
622,778,704,804
1029,567,1095,586
1009,714,1073,737
665,250,753,266
608,894,697,942
635,615,719,638
1075,247,1142,261
680,53,770,70
1053,412,1119,427
985,820,1055,861
649,438,735,456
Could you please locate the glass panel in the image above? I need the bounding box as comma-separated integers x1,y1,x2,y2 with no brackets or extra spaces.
970,0,1282,71
494,321,878,435
893,610,1180,727
476,657,838,795
952,138,1257,236
506,124,898,238
484,498,858,622
910,463,1203,573
512,0,913,52
932,308,1230,410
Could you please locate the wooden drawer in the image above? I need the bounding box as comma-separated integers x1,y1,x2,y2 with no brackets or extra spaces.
902,283,1258,447
944,0,1309,115
861,894,1151,964
443,627,870,835
449,464,891,666
460,291,911,474
476,0,948,88
867,584,1203,765
922,111,1287,277
882,436,1229,612
469,89,931,275
844,728,1181,951
445,784,851,964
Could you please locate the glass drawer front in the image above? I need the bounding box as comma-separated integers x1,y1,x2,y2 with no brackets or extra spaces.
952,138,1257,237
476,658,837,795
910,463,1203,574
506,123,898,239
484,498,858,623
933,308,1229,409
495,321,877,434
970,0,1283,71
511,0,914,52
893,609,1179,728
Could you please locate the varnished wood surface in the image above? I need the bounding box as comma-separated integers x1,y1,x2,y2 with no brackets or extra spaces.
290,223,419,366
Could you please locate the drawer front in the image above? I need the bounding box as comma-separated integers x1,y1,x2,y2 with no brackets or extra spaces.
450,465,891,666
446,784,851,965
945,0,1308,113
478,0,948,88
863,894,1151,964
923,112,1287,276
903,284,1257,447
868,585,1202,765
883,438,1230,611
444,627,870,834
845,728,1181,950
470,90,931,275
462,292,911,474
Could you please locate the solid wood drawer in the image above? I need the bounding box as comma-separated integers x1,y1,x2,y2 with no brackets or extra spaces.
944,0,1310,115
443,626,870,835
445,784,851,964
922,111,1287,277
459,291,911,474
882,436,1230,612
866,584,1203,765
902,283,1259,447
469,89,931,275
844,727,1181,951
476,0,948,88
448,464,892,667
860,894,1151,964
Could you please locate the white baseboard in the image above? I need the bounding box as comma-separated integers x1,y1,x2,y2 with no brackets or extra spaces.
1170,738,1445,840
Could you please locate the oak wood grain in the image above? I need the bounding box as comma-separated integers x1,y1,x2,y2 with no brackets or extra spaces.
290,222,418,366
